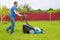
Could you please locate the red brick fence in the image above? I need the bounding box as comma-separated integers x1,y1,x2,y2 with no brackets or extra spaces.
0,12,60,21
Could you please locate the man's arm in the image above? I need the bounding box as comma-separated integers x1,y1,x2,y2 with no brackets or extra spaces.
14,10,22,17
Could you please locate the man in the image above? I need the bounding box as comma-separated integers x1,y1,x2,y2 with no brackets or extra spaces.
6,1,22,34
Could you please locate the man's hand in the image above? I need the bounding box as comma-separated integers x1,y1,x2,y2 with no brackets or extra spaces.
19,15,23,17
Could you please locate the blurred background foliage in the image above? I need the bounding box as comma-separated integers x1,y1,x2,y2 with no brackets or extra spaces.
0,4,60,15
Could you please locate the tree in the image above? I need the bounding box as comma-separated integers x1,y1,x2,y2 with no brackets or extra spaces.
0,5,10,22
30,9,42,12
20,4,31,13
20,4,31,20
48,11,54,21
48,8,53,11
17,6,21,12
54,9,60,12
47,8,54,21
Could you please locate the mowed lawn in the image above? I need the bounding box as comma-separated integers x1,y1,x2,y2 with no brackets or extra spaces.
0,21,60,40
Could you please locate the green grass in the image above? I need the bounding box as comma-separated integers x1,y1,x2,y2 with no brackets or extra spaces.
0,21,60,40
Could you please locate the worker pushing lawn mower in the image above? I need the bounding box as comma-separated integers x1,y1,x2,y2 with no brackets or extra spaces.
6,1,45,34
6,1,23,34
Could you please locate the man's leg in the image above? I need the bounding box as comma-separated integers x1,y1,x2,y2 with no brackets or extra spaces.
6,18,13,32
10,18,15,34
6,25,12,31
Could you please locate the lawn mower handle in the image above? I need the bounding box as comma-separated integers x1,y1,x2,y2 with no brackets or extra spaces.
22,14,28,25
22,14,33,27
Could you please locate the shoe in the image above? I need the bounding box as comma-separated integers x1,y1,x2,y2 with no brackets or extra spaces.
10,32,14,35
6,29,9,33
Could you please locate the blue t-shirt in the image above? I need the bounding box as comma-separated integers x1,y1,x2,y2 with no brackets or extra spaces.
10,6,17,18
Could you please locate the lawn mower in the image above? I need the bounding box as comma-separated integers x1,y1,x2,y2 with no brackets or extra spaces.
22,14,44,34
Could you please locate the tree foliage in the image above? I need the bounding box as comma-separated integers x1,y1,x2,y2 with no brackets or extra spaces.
0,5,10,15
0,5,10,22
30,9,42,12
0,5,60,14
17,4,31,13
48,8,53,11
54,8,60,12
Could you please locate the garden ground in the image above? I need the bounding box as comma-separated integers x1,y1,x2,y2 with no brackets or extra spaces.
0,21,60,40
